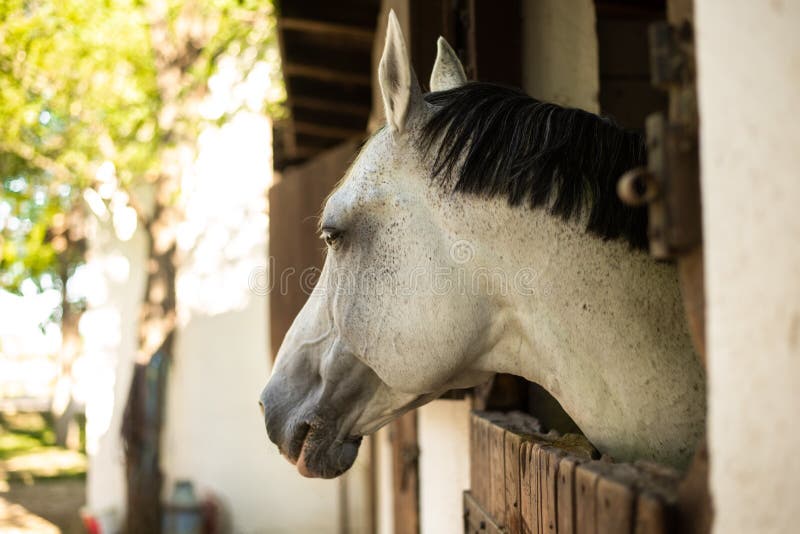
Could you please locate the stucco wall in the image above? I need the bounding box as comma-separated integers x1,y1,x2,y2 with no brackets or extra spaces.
162,111,342,533
696,2,800,533
85,112,345,533
418,400,471,534
373,401,471,534
83,219,147,520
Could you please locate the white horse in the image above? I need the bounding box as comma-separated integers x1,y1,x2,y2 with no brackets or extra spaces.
260,12,705,478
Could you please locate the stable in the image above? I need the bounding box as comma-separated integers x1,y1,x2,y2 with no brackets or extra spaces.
267,1,800,533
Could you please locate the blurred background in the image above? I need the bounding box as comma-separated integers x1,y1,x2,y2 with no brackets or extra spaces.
2,0,799,533
0,0,341,532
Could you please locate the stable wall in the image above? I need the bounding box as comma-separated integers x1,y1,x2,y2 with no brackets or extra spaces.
522,0,600,112
85,112,344,533
83,217,148,520
162,111,342,533
695,1,800,533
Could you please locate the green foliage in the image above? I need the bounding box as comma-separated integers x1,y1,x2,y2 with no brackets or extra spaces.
0,0,282,299
0,0,160,293
0,412,87,481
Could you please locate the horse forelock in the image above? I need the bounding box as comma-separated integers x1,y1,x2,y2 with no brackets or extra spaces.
418,82,649,250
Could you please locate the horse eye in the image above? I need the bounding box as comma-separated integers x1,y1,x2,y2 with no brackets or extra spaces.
321,227,343,249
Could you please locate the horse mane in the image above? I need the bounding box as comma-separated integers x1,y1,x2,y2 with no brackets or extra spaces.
419,82,649,250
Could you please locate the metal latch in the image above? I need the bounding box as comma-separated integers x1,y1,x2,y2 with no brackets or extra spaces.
617,20,702,260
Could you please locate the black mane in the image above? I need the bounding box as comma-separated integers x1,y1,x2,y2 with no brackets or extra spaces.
419,82,648,250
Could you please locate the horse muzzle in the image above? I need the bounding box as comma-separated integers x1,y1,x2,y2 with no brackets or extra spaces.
260,379,363,478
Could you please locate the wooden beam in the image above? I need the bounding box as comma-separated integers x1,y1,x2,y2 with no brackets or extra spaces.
391,413,420,534
279,17,374,43
292,121,364,140
283,63,371,86
292,96,371,117
285,145,323,160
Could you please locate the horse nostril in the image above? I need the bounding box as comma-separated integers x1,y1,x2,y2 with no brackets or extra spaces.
259,399,265,417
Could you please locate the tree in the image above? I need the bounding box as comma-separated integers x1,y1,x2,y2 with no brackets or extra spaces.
1,1,281,530
1,0,161,445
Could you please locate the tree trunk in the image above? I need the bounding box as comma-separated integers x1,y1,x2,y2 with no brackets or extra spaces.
121,3,214,532
52,236,85,448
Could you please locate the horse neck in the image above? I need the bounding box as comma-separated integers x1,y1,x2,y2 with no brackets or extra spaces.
431,182,704,469
442,192,689,393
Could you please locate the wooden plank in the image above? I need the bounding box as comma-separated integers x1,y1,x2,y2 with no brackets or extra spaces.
556,456,582,534
488,419,508,528
279,17,374,43
291,95,371,117
504,430,525,533
539,447,564,534
283,63,372,86
596,476,635,534
536,446,547,534
575,464,600,534
635,492,671,534
268,140,360,357
472,413,489,508
391,412,419,534
519,441,538,534
292,121,364,140
464,491,505,534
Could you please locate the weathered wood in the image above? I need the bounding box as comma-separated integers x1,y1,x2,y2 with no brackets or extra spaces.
291,120,364,140
675,440,712,534
519,441,538,534
268,141,360,358
575,464,600,534
539,447,564,534
469,413,486,508
535,445,545,534
279,17,374,43
635,492,671,534
596,476,635,534
464,491,505,534
470,412,479,499
557,456,582,534
291,95,371,117
488,420,508,527
481,414,492,510
504,430,525,533
283,63,372,86
391,412,419,534
468,411,680,534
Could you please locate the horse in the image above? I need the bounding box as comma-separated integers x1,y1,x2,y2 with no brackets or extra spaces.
260,11,705,479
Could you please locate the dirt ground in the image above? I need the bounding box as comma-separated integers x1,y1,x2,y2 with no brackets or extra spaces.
0,478,85,533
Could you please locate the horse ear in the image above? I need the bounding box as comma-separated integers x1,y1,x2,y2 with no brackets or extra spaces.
379,10,423,134
430,37,467,91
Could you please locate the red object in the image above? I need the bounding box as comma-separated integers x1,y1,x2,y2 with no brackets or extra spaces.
82,515,101,534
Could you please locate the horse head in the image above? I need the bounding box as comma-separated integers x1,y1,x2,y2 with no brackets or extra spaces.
260,11,705,478
259,13,497,478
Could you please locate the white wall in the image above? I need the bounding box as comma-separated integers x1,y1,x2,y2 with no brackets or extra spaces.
373,401,472,534
83,219,147,521
696,2,800,533
85,106,346,534
162,110,341,534
418,400,471,534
